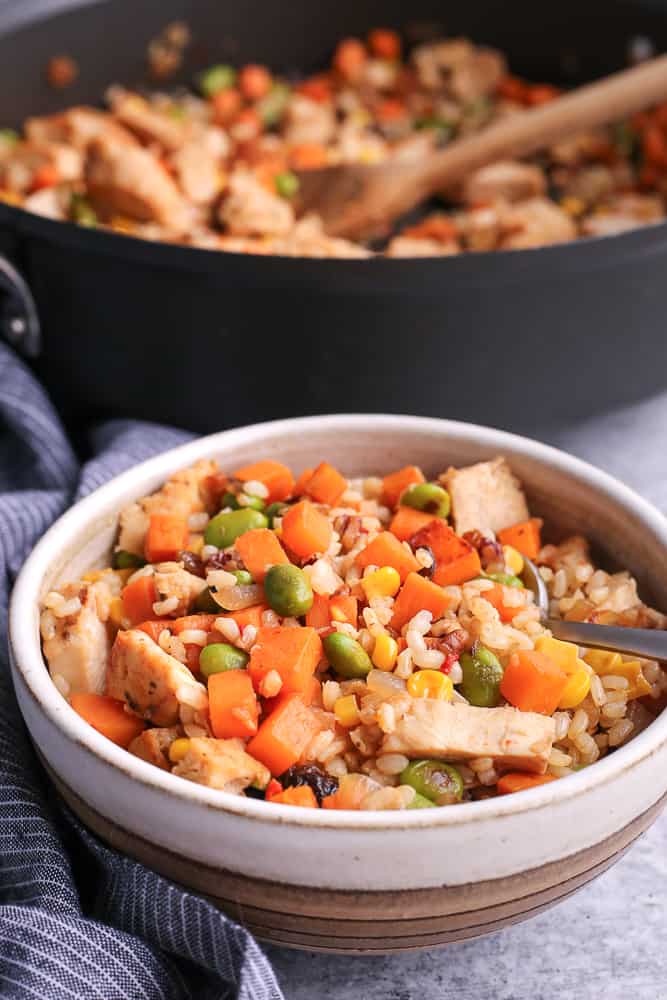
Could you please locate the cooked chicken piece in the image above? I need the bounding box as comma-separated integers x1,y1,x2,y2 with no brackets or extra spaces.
172,737,270,793
382,700,555,774
556,164,616,207
153,564,207,615
171,141,222,205
462,161,546,205
23,184,71,220
581,193,665,238
282,94,336,147
412,39,506,100
108,629,208,726
0,141,80,194
269,215,372,258
444,457,529,537
86,137,192,234
387,235,459,258
109,91,192,152
458,203,506,252
42,582,111,695
26,106,137,150
501,197,577,249
117,458,218,556
219,169,294,237
128,726,181,769
450,48,506,102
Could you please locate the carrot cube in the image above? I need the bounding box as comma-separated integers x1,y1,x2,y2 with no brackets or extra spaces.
233,460,295,503
144,514,189,564
303,461,348,506
391,572,452,630
389,507,436,542
235,528,289,582
121,576,157,626
355,531,420,581
281,500,332,559
247,694,322,775
500,649,568,715
498,518,543,560
208,669,259,740
248,625,322,695
382,465,424,508
267,785,318,807
70,693,145,748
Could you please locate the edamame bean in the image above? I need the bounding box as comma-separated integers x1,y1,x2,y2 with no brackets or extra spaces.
112,549,146,570
200,643,249,677
204,508,268,548
264,564,313,617
400,759,464,805
400,482,450,519
323,632,372,679
486,572,523,589
459,645,504,708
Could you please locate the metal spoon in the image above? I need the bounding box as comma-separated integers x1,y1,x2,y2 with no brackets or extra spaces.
294,55,667,240
521,557,667,661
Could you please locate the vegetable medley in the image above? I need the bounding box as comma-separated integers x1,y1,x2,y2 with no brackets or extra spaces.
40,455,667,810
3,25,667,257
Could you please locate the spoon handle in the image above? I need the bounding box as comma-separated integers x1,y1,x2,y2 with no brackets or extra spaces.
547,618,667,661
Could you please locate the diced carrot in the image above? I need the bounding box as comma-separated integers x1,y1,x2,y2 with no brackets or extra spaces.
355,531,420,582
497,772,557,795
403,216,458,242
497,518,543,560
368,27,401,60
238,64,272,100
329,594,358,627
288,143,329,170
208,669,259,740
305,592,331,630
281,500,332,559
247,693,323,775
303,461,348,506
235,528,289,582
433,549,482,587
500,649,568,715
391,572,452,630
171,614,217,635
29,163,60,192
184,644,201,674
293,467,315,496
377,98,407,122
333,37,367,80
382,465,425,508
479,583,524,622
265,778,283,798
144,513,189,563
135,620,169,643
296,73,333,103
214,604,267,633
233,460,295,503
262,674,321,716
233,106,262,135
267,785,318,807
248,625,322,694
202,470,228,507
389,506,436,542
526,84,561,106
211,87,242,124
70,693,144,748
121,576,157,626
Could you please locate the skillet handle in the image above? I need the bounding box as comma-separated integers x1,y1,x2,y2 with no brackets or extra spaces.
0,255,41,357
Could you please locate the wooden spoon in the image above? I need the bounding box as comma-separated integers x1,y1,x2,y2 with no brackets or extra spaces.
294,55,667,240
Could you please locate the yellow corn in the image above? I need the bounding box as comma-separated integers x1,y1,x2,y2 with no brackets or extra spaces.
83,570,104,583
188,534,204,556
503,544,524,576
585,651,651,700
372,633,399,671
334,694,360,728
407,669,453,701
168,738,191,764
558,662,591,709
361,566,401,600
109,597,125,629
535,636,579,673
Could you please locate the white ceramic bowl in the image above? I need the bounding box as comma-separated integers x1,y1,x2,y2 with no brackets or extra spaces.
9,415,667,952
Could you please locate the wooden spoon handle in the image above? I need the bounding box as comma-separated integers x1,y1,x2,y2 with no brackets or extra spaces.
418,55,667,193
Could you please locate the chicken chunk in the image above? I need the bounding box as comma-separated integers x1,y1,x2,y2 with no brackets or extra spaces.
42,582,111,695
462,161,546,206
85,137,191,234
23,184,71,220
580,193,665,238
172,737,270,793
282,94,336,147
218,169,294,237
117,458,218,556
382,700,555,774
128,726,181,769
25,106,137,150
108,629,208,726
153,564,207,616
109,91,192,152
171,141,222,205
0,141,80,194
445,457,529,537
501,197,577,249
387,235,459,258
412,39,506,100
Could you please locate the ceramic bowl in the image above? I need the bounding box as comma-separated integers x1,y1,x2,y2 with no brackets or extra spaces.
9,415,667,953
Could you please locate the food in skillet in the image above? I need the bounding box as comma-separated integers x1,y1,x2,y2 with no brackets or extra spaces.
40,455,667,809
1,28,666,257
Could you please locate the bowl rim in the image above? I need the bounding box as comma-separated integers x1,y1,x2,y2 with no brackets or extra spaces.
10,412,667,831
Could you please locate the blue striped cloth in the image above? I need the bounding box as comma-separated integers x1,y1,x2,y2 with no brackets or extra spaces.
0,344,284,1000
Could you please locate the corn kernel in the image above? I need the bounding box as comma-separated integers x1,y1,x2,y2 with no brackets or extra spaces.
535,636,579,673
558,663,591,709
407,669,454,701
372,633,399,671
188,534,204,556
361,566,401,600
503,545,524,576
334,694,360,728
168,738,191,764
583,649,623,674
585,652,651,700
109,597,125,629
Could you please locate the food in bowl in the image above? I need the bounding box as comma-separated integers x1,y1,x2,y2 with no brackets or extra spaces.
38,453,667,811
2,27,666,257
